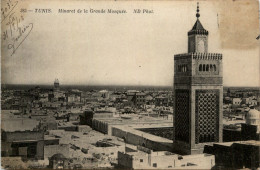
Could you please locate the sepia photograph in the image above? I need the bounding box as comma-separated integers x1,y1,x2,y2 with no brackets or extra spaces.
1,0,260,169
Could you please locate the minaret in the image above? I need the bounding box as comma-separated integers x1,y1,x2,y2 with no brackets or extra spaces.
54,78,60,91
173,3,223,155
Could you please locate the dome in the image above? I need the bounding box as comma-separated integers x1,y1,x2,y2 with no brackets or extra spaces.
247,109,260,119
246,109,260,126
50,153,66,160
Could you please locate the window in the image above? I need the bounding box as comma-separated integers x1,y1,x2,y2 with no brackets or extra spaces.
199,64,202,71
210,64,213,71
206,64,209,71
140,159,143,162
213,64,216,71
178,65,181,72
199,64,217,72
178,64,188,73
153,163,157,167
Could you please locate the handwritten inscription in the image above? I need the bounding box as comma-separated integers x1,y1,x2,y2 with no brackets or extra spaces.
6,14,33,56
2,0,33,56
2,1,155,56
1,0,18,23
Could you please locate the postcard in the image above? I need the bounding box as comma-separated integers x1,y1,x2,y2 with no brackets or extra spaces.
1,0,259,169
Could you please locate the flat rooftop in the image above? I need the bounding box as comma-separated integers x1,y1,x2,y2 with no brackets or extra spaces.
93,114,172,126
215,140,260,147
112,125,172,144
1,118,40,132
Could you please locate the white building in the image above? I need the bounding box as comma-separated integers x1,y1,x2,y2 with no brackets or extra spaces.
246,109,260,133
232,98,242,105
118,146,215,169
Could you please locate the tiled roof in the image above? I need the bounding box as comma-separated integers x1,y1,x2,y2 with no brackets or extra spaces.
192,19,204,30
188,19,208,35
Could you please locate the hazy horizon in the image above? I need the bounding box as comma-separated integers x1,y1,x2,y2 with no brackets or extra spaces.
2,83,260,88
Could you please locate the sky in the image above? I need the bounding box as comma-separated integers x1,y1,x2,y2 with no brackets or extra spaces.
1,0,259,87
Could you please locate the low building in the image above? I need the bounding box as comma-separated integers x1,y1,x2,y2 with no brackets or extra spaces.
155,96,169,107
133,93,146,108
1,130,44,160
222,109,260,142
242,97,258,106
145,95,154,105
118,146,215,169
241,123,260,141
112,124,173,152
79,110,94,126
210,140,260,169
232,98,242,106
1,118,45,160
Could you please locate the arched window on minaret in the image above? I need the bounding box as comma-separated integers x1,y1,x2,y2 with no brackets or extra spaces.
210,64,213,72
199,64,202,71
213,64,216,71
206,64,209,71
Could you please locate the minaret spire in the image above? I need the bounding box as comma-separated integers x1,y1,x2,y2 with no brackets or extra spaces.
188,2,208,37
196,2,200,19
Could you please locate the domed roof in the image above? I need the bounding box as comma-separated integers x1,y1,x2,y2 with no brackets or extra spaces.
50,153,66,160
247,109,260,119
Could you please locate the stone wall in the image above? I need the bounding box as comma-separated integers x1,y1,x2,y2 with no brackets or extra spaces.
137,127,173,140
112,127,172,152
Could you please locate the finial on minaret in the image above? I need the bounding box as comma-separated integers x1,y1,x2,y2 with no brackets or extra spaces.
196,2,200,19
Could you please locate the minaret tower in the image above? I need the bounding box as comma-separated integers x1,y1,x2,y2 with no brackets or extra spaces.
54,78,60,91
173,3,223,155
